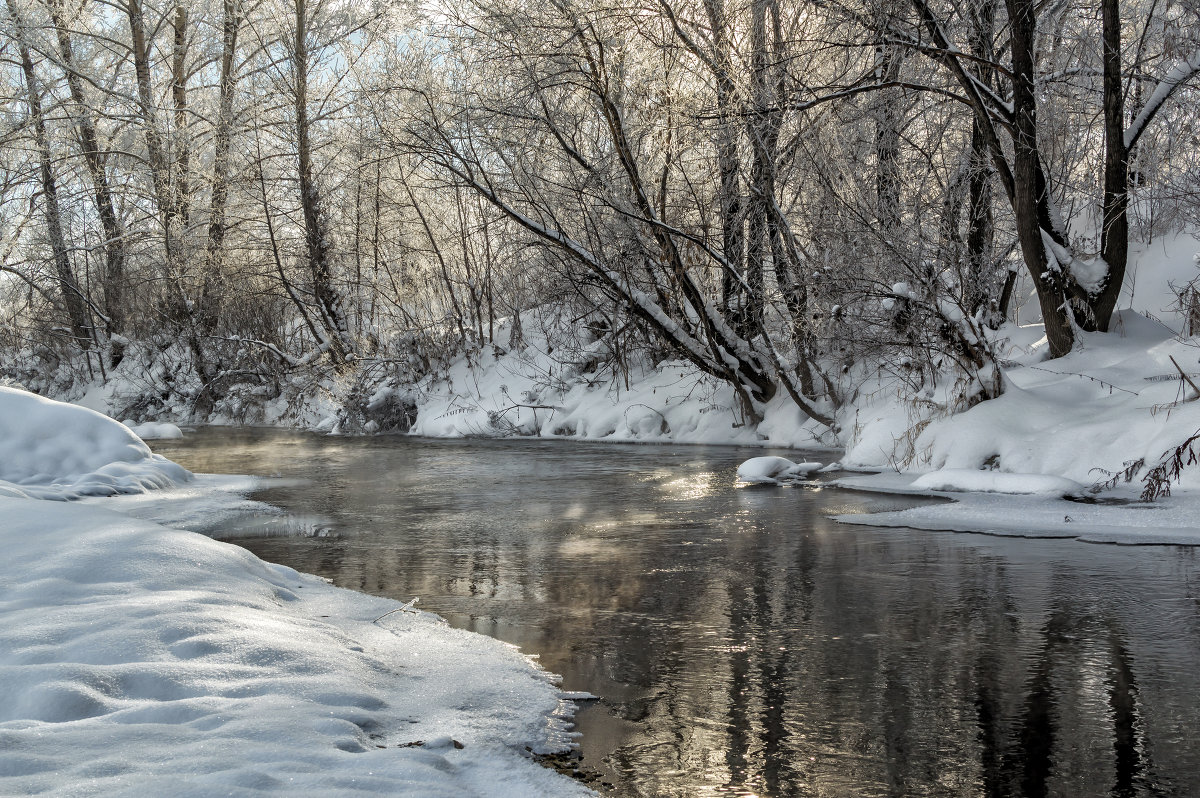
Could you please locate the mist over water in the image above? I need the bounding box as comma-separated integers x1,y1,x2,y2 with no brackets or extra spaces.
155,428,1200,798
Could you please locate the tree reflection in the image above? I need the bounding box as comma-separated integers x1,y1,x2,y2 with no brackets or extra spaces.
189,430,1200,798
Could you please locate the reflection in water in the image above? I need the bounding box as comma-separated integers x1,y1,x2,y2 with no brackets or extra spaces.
154,429,1200,797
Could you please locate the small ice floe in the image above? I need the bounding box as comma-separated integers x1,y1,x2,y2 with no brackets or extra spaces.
737,456,823,485
123,420,184,440
911,469,1085,497
559,691,599,701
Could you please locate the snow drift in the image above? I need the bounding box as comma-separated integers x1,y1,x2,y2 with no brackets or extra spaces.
123,420,184,440
0,386,191,500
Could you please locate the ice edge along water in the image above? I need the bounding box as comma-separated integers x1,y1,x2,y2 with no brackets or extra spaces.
826,471,1200,546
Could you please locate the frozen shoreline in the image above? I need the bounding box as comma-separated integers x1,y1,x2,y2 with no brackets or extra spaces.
0,387,592,797
0,495,592,797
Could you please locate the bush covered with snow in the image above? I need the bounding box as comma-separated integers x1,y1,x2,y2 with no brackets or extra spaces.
0,386,191,500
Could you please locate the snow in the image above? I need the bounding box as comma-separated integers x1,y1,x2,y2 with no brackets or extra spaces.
910,311,1200,485
1119,231,1200,333
1124,47,1200,150
736,456,823,485
833,473,1200,545
910,469,1085,496
0,500,589,797
0,385,592,797
0,387,191,500
829,304,1200,543
839,310,1200,486
410,310,832,449
124,420,184,440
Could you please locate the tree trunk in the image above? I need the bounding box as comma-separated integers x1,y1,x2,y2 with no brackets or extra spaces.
47,0,126,336
871,3,903,237
1006,0,1076,356
1096,0,1128,330
171,4,191,230
125,0,178,263
294,0,351,365
743,0,773,342
965,0,996,321
701,0,745,325
203,0,241,316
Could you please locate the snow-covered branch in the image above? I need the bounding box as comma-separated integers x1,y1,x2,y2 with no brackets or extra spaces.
1125,48,1200,151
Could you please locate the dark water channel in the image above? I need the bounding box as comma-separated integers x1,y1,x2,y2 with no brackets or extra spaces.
152,428,1200,798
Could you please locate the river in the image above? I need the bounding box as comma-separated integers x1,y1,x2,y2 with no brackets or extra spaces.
151,427,1200,797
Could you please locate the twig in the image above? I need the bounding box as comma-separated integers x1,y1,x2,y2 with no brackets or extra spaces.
1017,364,1139,395
372,597,419,623
1170,355,1200,400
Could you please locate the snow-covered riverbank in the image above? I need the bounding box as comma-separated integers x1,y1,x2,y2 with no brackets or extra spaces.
0,388,591,797
38,300,1200,547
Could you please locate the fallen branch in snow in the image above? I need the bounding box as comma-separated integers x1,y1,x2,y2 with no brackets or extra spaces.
372,597,419,623
1169,356,1200,401
623,403,670,434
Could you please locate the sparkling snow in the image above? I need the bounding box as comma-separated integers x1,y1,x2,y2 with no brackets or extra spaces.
910,469,1085,496
833,473,1200,545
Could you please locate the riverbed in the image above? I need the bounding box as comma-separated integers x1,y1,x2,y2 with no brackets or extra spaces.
152,428,1200,797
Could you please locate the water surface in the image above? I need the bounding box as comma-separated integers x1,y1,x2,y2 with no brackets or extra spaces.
153,428,1200,797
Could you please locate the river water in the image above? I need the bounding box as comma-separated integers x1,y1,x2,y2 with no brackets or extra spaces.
151,428,1200,797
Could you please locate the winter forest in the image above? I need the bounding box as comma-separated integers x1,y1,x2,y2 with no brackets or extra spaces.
2,0,1198,441
5,1,1200,795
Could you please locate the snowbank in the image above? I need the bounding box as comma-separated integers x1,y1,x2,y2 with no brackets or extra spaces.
912,313,1200,487
832,474,1200,545
841,312,1200,493
1120,230,1200,334
0,384,588,796
410,311,832,449
833,472,1200,544
0,499,588,797
0,387,191,500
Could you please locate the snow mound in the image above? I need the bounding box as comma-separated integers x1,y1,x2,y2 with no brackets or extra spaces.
123,420,184,440
737,456,823,485
0,498,588,797
911,469,1085,496
0,387,191,500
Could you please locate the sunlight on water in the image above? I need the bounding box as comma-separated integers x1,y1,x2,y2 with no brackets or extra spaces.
662,472,719,500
